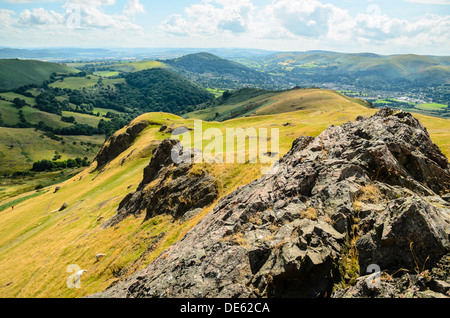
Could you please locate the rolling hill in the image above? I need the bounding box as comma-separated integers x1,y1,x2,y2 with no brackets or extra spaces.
164,52,281,90
0,87,448,297
245,51,450,88
0,59,77,91
185,87,370,122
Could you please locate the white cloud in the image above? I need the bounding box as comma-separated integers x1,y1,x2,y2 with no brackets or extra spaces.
64,0,116,6
263,0,338,38
0,0,145,47
0,9,15,26
18,8,64,25
61,0,142,30
123,0,145,16
0,0,448,54
160,0,254,36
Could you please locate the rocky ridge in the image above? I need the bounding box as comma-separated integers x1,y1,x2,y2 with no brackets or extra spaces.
92,109,450,298
104,139,219,228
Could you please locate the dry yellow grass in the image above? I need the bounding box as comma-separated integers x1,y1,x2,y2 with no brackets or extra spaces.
301,207,319,220
253,88,369,116
0,89,448,298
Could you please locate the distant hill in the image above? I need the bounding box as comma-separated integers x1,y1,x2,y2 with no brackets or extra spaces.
164,52,281,90
251,52,450,88
0,59,76,91
165,52,256,75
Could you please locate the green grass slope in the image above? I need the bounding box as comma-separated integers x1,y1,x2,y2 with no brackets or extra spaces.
0,127,104,175
0,59,77,91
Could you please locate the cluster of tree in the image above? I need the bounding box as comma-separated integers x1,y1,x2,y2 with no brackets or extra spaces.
124,68,214,114
61,115,76,123
32,157,90,172
62,69,214,116
12,98,27,108
35,91,66,115
11,84,36,97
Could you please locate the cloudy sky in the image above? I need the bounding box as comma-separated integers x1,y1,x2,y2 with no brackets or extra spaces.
0,0,449,55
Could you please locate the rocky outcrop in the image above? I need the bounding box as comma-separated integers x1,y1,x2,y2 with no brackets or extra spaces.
95,120,149,168
92,109,450,298
103,139,219,228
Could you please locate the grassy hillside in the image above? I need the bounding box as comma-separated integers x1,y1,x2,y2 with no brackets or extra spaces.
185,87,370,122
0,59,77,91
0,91,448,298
164,52,279,90
0,127,104,175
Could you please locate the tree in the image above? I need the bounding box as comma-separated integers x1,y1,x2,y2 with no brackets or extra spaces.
13,98,26,108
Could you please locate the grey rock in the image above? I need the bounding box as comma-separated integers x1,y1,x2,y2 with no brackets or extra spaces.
103,139,219,228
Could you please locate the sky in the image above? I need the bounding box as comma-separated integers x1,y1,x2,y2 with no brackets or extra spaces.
0,0,449,55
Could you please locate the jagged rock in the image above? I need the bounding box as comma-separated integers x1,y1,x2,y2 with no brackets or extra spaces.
95,120,149,168
91,109,450,298
103,139,219,228
357,196,450,273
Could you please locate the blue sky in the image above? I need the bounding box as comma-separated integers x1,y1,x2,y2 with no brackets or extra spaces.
0,0,449,55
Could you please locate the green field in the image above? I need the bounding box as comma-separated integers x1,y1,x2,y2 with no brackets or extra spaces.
0,100,20,125
93,71,120,78
0,92,37,106
49,76,101,90
61,111,105,127
0,127,104,174
21,106,72,129
93,107,121,116
206,88,227,97
81,60,166,75
416,103,448,110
